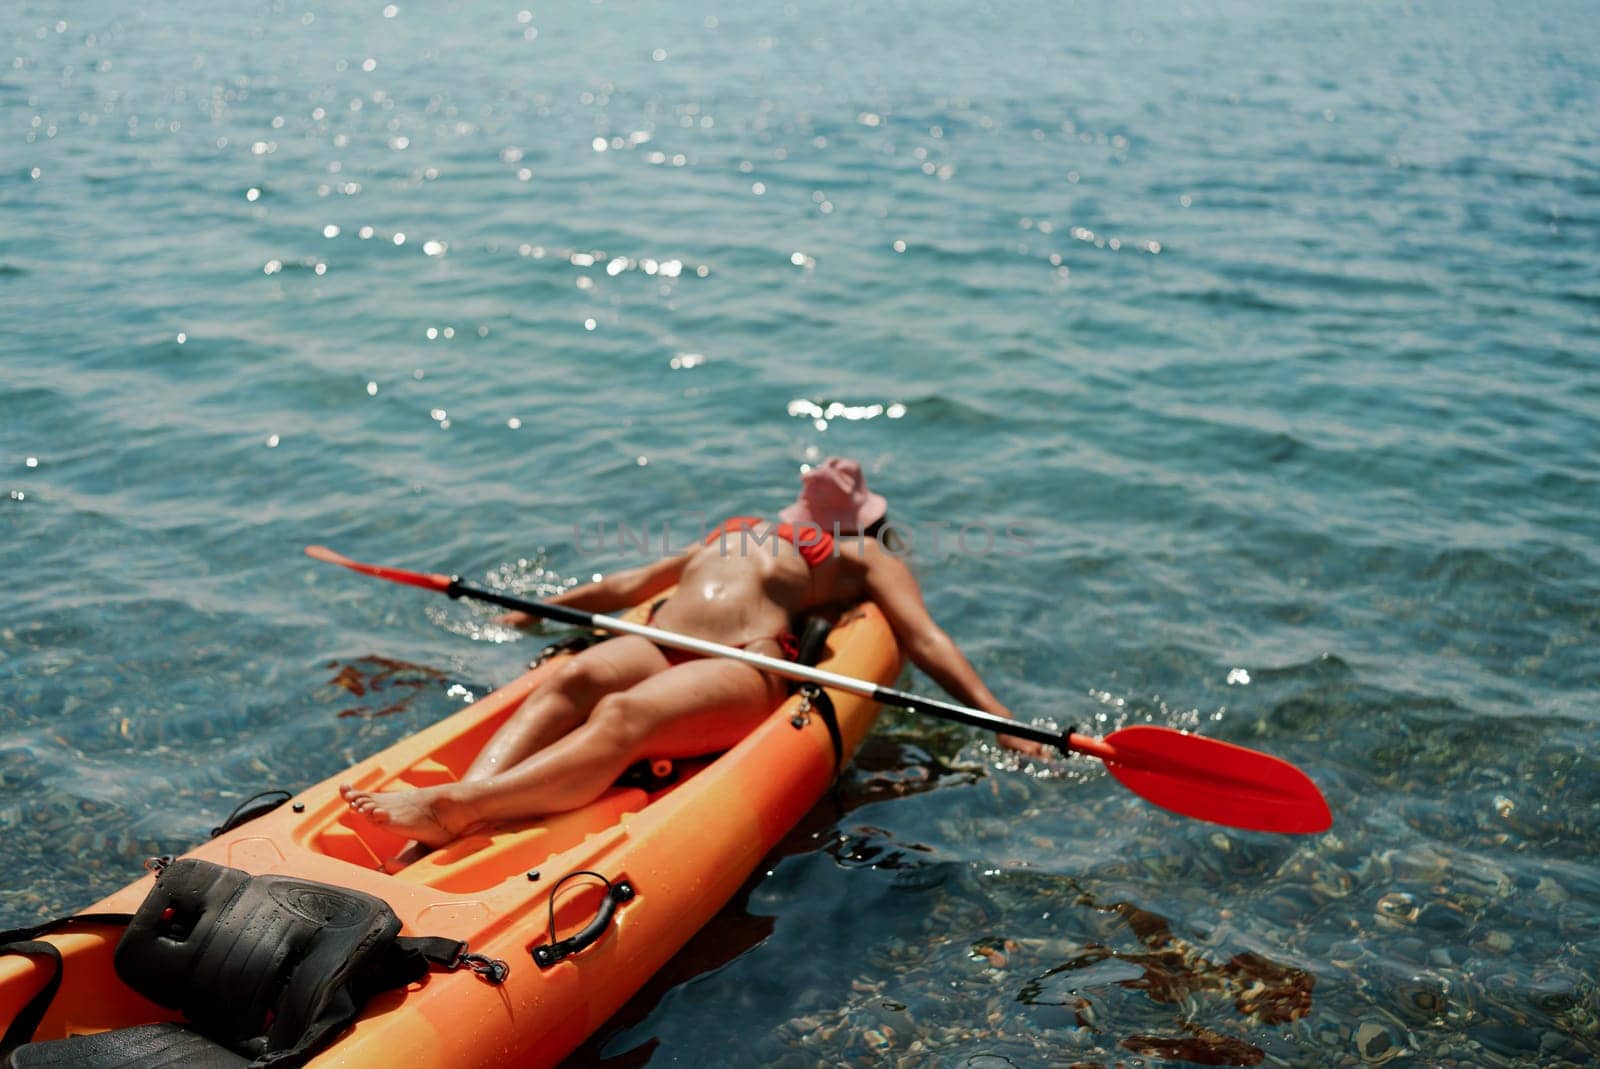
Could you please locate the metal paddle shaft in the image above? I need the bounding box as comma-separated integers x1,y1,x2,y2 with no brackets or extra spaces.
445,578,1071,749
305,545,1333,834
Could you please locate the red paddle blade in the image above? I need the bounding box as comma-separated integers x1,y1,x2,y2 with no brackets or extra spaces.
303,545,453,593
1091,725,1331,834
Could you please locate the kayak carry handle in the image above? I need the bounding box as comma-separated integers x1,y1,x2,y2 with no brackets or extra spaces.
532,875,635,968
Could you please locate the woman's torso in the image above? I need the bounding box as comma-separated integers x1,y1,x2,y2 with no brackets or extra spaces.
650,522,871,647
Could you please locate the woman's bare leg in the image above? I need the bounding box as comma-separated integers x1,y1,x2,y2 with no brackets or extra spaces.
461,636,670,780
341,657,783,846
359,637,670,869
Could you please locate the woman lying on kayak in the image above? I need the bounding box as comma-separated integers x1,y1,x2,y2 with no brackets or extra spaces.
341,457,1049,848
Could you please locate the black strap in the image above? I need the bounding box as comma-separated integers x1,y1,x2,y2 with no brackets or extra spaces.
210,790,292,838
391,935,509,985
801,684,845,777
0,941,63,1060
789,616,844,778
395,935,465,967
0,912,135,948
0,914,135,1058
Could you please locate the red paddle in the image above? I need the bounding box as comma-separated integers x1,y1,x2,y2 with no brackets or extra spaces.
305,544,453,592
305,545,1333,835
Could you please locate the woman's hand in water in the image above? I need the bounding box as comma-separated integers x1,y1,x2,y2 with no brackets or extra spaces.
996,732,1053,759
493,611,535,628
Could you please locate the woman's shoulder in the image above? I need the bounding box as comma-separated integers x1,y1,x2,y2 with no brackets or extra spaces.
825,533,916,593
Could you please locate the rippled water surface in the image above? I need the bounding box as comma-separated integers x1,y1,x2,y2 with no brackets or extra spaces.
4,2,1598,1066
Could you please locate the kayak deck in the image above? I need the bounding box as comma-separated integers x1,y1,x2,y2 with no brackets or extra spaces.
0,601,900,1068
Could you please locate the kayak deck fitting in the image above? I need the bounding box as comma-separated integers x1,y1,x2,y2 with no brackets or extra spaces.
0,599,901,1068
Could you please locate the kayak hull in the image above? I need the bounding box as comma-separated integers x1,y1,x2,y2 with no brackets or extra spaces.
0,602,901,1067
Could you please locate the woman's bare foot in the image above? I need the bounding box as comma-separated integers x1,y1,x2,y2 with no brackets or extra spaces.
339,783,482,848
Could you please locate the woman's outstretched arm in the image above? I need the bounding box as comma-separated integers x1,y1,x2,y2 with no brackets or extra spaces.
864,551,1051,757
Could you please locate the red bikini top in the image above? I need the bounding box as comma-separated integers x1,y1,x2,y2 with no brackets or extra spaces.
704,516,834,567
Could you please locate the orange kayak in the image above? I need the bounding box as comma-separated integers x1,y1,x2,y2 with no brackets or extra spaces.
0,601,900,1067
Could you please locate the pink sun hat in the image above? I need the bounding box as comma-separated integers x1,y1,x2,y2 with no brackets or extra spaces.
779,457,888,532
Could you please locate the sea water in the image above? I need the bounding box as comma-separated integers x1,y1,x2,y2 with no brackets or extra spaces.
3,3,1597,1065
